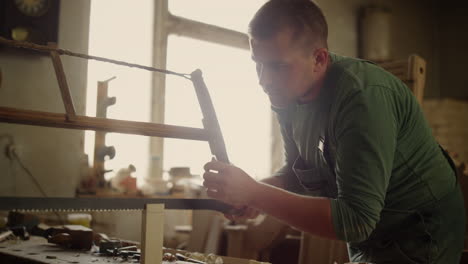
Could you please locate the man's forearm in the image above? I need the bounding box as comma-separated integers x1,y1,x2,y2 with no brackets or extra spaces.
250,181,337,240
260,175,286,189
202,161,336,239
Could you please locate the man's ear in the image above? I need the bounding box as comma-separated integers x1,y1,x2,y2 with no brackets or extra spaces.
314,48,329,69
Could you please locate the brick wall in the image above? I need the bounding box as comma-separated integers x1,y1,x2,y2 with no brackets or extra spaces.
422,99,468,173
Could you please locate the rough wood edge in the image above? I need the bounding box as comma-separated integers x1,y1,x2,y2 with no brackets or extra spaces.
0,106,210,141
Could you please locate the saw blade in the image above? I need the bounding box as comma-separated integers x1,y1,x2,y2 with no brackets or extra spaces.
0,197,233,213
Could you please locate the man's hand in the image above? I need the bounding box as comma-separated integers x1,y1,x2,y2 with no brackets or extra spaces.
203,160,259,206
225,205,261,221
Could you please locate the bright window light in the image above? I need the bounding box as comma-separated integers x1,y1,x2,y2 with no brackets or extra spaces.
169,0,265,32
85,0,270,185
85,0,154,184
164,35,271,180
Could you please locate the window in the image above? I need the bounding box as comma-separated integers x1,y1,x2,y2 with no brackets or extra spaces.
86,0,271,186
85,0,153,184
169,1,264,32
164,36,271,179
163,1,271,180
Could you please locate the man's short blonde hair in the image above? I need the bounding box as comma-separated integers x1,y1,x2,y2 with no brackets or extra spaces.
248,0,328,50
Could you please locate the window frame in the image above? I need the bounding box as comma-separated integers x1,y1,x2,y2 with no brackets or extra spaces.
149,0,254,178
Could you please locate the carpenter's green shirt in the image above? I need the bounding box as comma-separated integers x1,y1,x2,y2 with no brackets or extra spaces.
273,53,457,243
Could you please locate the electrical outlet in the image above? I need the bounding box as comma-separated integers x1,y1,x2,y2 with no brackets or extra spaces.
0,134,15,160
4,143,15,160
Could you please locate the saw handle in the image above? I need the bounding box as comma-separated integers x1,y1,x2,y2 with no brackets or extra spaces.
191,69,230,164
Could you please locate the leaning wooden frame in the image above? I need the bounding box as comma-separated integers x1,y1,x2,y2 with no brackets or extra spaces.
0,37,238,264
0,37,230,164
379,54,426,105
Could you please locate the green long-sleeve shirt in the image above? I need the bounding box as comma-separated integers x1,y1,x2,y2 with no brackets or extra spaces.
273,53,457,243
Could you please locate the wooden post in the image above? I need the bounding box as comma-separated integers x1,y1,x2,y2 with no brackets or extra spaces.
141,203,164,264
48,43,76,121
93,77,117,187
0,106,210,141
378,55,426,105
408,54,426,105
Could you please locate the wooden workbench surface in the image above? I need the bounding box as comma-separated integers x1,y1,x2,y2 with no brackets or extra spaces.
0,236,269,264
0,236,191,264
0,236,133,264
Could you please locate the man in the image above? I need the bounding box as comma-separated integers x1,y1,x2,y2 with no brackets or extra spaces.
203,1,465,263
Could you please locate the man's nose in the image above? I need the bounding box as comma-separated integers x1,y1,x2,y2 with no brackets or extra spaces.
258,65,273,89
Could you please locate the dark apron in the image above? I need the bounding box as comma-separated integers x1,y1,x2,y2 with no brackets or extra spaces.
292,128,465,263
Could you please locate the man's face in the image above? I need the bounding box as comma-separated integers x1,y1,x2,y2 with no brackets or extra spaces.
250,29,319,108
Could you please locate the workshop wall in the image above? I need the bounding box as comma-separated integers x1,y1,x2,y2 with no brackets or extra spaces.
423,99,468,164
386,0,468,99
316,0,440,97
0,0,91,197
437,0,468,99
319,0,468,99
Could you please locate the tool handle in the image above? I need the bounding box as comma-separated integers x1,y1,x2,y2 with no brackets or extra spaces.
191,69,230,164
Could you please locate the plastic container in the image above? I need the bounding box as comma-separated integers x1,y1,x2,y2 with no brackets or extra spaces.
67,213,92,228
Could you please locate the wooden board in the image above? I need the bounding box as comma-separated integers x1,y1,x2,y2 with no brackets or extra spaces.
141,204,164,264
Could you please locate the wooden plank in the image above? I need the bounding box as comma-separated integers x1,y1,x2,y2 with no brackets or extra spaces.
386,68,406,78
408,54,426,104
0,106,210,141
168,15,249,50
94,77,117,186
96,77,117,118
49,44,76,121
141,204,164,264
379,54,426,105
379,59,406,70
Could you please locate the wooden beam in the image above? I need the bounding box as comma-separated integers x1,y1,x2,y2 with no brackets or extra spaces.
94,77,117,186
149,0,170,179
379,60,407,71
0,106,210,141
141,204,164,264
49,43,77,120
168,14,249,50
408,54,426,104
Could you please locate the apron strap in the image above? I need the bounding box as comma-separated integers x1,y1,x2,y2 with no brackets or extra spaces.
439,144,459,181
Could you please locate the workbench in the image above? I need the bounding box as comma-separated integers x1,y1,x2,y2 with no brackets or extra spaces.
0,236,145,264
0,236,270,264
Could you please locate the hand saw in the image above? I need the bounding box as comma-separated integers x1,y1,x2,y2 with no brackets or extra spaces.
0,197,234,213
